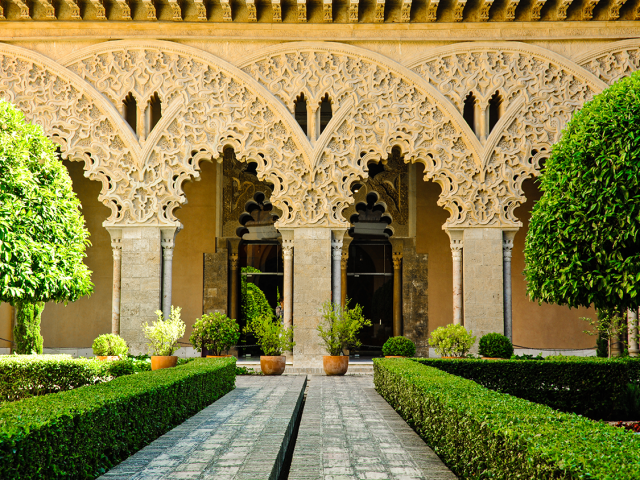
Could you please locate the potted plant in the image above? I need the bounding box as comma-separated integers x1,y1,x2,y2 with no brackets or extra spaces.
92,333,128,361
142,306,186,370
190,312,240,357
478,332,513,359
317,300,371,375
382,336,416,358
244,314,294,375
428,324,476,358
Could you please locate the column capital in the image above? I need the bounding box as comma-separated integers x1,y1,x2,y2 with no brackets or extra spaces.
229,252,239,270
341,251,349,269
392,253,403,269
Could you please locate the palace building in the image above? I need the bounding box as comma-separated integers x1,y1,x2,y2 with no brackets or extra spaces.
0,0,637,364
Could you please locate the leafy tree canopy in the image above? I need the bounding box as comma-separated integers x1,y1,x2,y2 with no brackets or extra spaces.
524,71,640,313
0,100,92,305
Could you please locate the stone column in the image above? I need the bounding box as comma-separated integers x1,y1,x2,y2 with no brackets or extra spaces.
229,252,239,321
447,229,464,325
629,308,639,358
503,231,516,342
109,229,123,335
292,227,332,367
462,228,504,343
341,236,352,309
392,252,403,336
331,230,345,305
161,228,176,320
281,230,294,331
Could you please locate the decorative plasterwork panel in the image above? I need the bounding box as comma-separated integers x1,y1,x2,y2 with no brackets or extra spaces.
575,39,640,85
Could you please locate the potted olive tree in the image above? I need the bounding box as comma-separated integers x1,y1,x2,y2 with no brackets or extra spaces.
190,312,240,357
428,324,476,358
317,301,371,375
244,314,294,375
142,306,186,370
382,336,416,358
92,333,128,361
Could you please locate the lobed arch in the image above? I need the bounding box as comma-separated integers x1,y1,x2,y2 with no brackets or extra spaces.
0,42,141,225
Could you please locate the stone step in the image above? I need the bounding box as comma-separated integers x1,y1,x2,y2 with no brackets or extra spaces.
99,376,306,480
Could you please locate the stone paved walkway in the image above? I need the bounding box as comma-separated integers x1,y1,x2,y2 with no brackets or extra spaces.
288,376,457,480
100,376,306,480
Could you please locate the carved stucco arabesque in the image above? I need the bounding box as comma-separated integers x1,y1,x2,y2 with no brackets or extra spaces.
0,40,635,231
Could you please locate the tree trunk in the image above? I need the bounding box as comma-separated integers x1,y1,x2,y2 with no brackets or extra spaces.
14,302,45,354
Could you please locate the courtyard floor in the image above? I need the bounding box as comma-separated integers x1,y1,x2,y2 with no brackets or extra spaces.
99,375,456,480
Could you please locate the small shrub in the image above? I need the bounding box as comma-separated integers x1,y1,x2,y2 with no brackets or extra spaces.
382,336,416,357
244,314,294,356
143,306,186,356
190,312,240,356
478,332,513,359
317,300,372,356
428,324,476,357
92,333,129,357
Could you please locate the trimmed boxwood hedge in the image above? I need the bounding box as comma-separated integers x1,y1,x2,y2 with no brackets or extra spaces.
374,358,640,479
415,357,640,419
0,357,235,479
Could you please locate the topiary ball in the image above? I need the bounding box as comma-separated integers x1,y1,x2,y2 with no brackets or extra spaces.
478,333,513,359
92,334,129,357
382,336,416,357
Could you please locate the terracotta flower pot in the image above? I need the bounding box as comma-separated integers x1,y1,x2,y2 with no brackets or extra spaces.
384,356,405,358
260,356,286,375
151,356,178,370
96,355,120,361
323,356,349,376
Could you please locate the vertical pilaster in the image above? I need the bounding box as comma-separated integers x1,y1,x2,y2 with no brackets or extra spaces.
281,230,294,331
161,228,176,320
462,228,504,344
503,230,516,341
293,227,332,367
108,228,123,335
331,230,345,305
629,309,639,357
392,252,402,336
447,229,464,325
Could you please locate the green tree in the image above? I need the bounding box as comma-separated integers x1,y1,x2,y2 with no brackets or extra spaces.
240,266,273,324
525,72,640,327
0,100,92,353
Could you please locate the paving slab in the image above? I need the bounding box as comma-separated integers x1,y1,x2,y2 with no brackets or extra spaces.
288,376,457,480
100,376,306,480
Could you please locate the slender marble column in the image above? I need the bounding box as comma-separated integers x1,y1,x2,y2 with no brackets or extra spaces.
110,233,123,335
282,238,294,330
629,308,639,357
340,251,348,309
451,238,463,325
503,233,514,341
392,253,403,336
161,232,175,320
331,233,344,305
229,253,239,321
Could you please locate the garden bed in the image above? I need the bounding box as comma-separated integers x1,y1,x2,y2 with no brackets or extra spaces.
374,358,640,479
0,357,235,479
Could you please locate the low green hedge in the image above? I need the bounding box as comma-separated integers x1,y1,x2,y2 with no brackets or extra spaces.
415,357,640,419
374,358,640,479
0,357,235,479
0,355,156,402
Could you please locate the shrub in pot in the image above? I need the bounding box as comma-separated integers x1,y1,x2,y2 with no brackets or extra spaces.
382,336,416,358
317,300,371,375
92,334,128,361
190,312,240,357
142,306,186,370
244,314,294,375
428,324,476,358
478,332,513,359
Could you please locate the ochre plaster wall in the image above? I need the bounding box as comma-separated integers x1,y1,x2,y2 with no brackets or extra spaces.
511,179,596,349
172,160,218,344
0,303,12,349
415,178,453,335
40,160,112,348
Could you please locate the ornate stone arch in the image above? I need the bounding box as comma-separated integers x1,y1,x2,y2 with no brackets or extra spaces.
575,39,640,86
62,40,313,228
0,42,140,224
407,42,607,227
239,42,484,228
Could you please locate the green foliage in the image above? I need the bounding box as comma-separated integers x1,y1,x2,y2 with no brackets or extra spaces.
142,306,186,356
0,100,92,305
235,365,262,376
415,357,640,419
317,301,372,356
374,358,640,480
382,336,416,357
583,309,628,357
0,358,235,479
0,355,148,402
524,71,640,313
597,331,609,357
244,314,294,356
428,324,476,357
478,332,513,359
13,302,44,354
190,312,240,355
241,267,273,323
91,334,128,357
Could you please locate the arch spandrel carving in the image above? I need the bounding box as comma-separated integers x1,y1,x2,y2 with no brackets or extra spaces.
0,43,140,225
575,39,640,85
